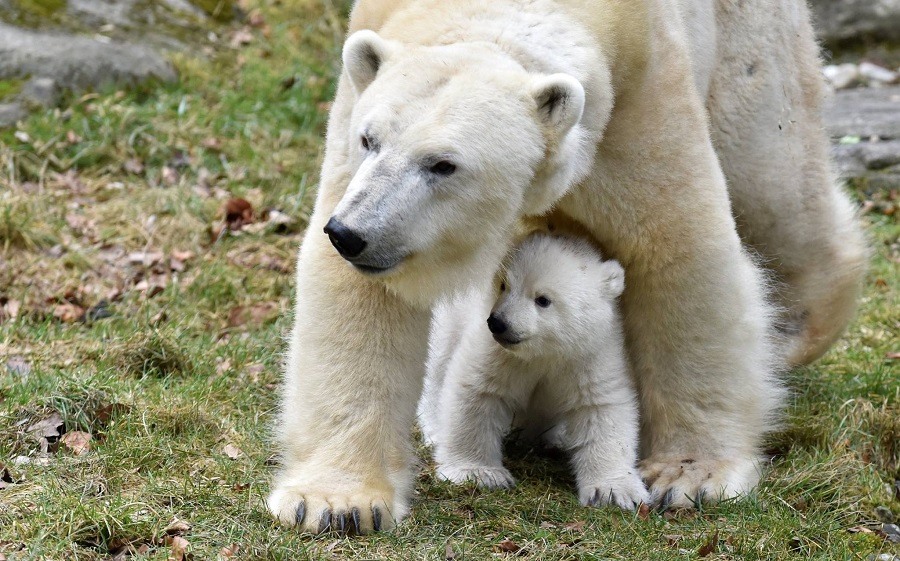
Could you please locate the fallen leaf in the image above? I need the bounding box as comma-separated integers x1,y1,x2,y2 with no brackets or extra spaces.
223,198,254,230
637,503,651,520
169,535,190,561
223,444,243,460
444,543,456,560
1,298,21,322
219,544,240,558
128,251,164,266
698,530,718,557
663,534,683,547
564,521,585,532
66,130,82,144
161,166,179,186
27,412,64,439
539,521,556,529
6,356,31,376
53,303,85,322
165,517,191,536
124,158,145,175
227,302,279,328
83,300,113,322
60,431,92,455
201,137,223,151
496,538,521,554
887,352,900,360
230,27,254,47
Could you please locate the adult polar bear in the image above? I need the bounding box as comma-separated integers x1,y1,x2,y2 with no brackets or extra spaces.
268,0,866,533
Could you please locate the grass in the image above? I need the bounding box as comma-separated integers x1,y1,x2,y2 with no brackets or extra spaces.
0,1,898,559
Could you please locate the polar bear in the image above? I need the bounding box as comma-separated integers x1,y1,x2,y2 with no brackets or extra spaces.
267,0,867,534
422,233,648,510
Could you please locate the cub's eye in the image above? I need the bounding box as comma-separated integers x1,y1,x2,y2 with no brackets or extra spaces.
499,282,506,292
429,160,456,176
361,135,371,150
535,295,551,308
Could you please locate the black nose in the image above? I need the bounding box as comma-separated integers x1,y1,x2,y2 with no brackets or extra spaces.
487,314,507,335
324,217,367,258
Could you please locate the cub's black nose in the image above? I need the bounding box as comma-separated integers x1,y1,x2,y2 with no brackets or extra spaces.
324,217,367,258
487,314,507,335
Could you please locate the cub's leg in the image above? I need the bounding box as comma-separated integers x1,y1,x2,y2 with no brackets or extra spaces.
708,0,868,365
268,118,431,532
434,349,525,490
551,369,648,510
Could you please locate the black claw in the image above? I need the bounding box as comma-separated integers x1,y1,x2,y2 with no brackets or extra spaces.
318,509,332,533
295,500,306,526
609,491,618,507
656,488,675,512
351,508,362,534
372,506,382,532
337,511,348,534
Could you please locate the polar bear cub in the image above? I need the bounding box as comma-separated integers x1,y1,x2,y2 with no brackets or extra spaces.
423,233,648,510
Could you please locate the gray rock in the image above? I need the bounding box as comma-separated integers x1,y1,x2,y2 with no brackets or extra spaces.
809,0,900,46
825,86,900,140
0,102,25,128
19,77,60,109
876,505,897,524
0,23,177,92
823,63,861,90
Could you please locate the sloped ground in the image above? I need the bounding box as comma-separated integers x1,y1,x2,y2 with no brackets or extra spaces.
0,1,898,559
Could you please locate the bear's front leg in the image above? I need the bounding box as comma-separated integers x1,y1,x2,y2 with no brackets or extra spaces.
268,231,430,534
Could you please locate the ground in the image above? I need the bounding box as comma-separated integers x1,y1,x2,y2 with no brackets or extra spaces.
0,1,898,559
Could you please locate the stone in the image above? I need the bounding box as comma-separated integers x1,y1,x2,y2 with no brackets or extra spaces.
0,101,25,128
825,86,900,140
0,23,177,92
808,0,900,47
876,506,896,524
19,77,60,109
823,63,860,90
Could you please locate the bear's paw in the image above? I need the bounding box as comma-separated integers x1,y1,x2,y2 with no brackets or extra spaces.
579,472,649,511
437,465,516,490
640,455,762,510
267,483,398,535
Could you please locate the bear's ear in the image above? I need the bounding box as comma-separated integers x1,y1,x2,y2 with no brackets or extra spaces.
342,30,394,94
599,260,625,298
530,73,585,136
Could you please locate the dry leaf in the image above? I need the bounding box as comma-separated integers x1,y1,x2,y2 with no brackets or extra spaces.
128,251,164,266
53,303,85,322
698,530,718,557
664,534,683,547
169,535,190,561
224,198,254,230
201,137,223,151
27,411,64,439
6,355,31,376
564,521,586,532
637,503,651,520
219,544,240,558
124,158,145,175
444,543,456,560
60,431,92,455
165,517,192,536
230,28,253,47
887,352,900,360
223,444,243,460
227,302,279,328
496,538,521,554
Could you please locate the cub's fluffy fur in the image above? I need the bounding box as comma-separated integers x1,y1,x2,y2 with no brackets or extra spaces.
421,233,648,509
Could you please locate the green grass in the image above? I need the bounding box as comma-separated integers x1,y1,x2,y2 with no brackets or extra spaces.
1,1,898,559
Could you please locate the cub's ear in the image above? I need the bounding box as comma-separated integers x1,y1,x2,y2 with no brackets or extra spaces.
599,260,625,298
530,73,585,137
343,30,394,94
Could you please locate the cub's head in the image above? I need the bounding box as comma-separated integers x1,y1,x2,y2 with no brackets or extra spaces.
487,234,624,358
325,30,595,306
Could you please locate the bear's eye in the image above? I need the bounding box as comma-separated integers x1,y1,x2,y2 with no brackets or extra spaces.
429,160,456,176
360,135,371,151
535,295,551,308
499,282,506,292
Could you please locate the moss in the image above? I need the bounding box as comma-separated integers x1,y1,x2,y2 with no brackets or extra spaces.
0,78,26,101
189,0,234,21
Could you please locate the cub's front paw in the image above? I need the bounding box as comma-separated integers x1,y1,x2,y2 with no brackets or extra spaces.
579,471,649,510
437,464,515,489
640,455,762,510
267,479,400,535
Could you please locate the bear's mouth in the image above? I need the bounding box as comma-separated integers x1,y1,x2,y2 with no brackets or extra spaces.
352,262,394,275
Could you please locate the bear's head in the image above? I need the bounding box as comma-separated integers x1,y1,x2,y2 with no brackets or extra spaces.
487,234,624,359
325,30,594,306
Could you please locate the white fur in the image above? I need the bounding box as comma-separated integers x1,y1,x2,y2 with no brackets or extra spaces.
269,0,867,533
423,234,648,510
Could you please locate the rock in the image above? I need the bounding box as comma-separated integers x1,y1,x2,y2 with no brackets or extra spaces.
825,86,900,140
868,555,900,561
824,63,860,90
876,506,896,524
808,0,900,47
0,101,25,128
19,77,60,109
0,23,177,92
859,62,900,86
